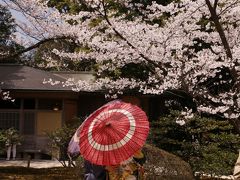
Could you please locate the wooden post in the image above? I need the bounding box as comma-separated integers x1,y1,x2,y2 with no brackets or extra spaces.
27,155,31,168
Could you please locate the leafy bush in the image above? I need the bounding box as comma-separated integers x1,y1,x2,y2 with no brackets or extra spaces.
149,111,240,176
0,128,23,154
0,130,6,154
142,144,194,180
4,127,23,146
46,117,83,167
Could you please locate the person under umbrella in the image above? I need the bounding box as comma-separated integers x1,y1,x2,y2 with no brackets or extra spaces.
68,100,124,179
75,100,149,179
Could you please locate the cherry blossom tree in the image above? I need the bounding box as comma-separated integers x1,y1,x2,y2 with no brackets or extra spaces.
2,0,240,131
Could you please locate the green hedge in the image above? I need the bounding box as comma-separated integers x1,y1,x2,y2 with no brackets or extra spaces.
148,111,240,176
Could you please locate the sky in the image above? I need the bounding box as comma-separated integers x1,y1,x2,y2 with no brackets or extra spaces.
0,0,27,22
0,0,38,45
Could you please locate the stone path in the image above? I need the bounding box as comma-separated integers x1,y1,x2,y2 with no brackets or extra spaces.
0,159,63,168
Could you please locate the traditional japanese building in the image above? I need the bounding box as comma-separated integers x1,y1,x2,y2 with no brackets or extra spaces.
0,64,106,158
0,64,194,159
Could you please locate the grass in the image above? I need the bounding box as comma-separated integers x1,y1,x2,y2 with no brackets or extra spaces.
0,166,82,180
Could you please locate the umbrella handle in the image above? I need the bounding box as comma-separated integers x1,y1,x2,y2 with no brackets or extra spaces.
105,122,111,127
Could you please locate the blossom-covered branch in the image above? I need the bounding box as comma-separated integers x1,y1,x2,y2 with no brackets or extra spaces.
3,0,240,130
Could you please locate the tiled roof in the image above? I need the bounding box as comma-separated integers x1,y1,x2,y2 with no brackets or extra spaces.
0,64,72,91
53,71,95,82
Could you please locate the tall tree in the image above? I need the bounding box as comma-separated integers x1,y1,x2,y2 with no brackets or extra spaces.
0,4,22,63
0,4,22,100
2,0,240,131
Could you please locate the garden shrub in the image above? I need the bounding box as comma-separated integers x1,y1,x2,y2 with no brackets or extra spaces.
148,111,240,176
0,128,22,155
0,130,6,154
4,127,23,146
46,117,83,167
142,144,194,180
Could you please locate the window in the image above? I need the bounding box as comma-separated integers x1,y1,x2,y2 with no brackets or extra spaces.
23,99,35,109
0,112,20,130
0,99,21,109
0,99,37,133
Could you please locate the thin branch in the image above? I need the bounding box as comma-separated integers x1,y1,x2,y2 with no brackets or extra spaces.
218,0,239,16
213,0,218,10
205,0,233,59
0,36,73,61
100,0,167,75
3,0,46,39
16,25,43,42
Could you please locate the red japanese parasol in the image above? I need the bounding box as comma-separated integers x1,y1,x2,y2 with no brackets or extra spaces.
79,100,149,166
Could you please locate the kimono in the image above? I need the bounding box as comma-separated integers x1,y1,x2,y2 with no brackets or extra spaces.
84,160,107,180
106,150,146,180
